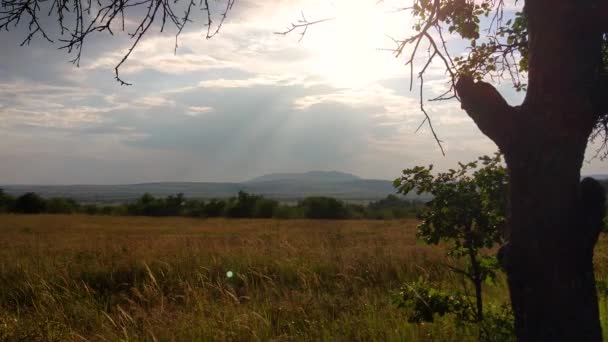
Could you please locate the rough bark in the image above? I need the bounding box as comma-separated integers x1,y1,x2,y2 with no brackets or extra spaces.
455,2,606,340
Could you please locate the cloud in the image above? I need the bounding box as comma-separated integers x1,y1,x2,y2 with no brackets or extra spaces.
134,96,175,107
186,106,214,116
0,0,605,184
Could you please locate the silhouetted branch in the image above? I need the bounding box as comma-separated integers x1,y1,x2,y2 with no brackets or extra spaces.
0,0,236,84
455,75,516,150
274,12,334,42
418,50,445,156
206,0,235,39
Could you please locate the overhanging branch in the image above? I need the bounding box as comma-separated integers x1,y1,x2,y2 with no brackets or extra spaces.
455,76,516,150
0,0,236,85
274,12,334,42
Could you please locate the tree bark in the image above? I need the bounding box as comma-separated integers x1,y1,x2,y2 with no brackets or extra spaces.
455,2,607,340
504,146,603,341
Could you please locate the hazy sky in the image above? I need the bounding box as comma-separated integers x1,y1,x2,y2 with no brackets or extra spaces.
0,0,606,184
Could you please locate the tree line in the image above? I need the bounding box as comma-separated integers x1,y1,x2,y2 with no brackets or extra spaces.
0,189,421,220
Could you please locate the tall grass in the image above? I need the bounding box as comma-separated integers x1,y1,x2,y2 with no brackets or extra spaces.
0,215,606,341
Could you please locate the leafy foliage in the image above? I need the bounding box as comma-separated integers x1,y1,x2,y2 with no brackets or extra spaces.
45,197,80,214
394,278,515,341
394,154,511,337
403,0,530,92
127,193,185,216
13,193,47,214
0,188,422,220
394,153,507,259
298,197,350,220
0,189,15,213
394,277,474,323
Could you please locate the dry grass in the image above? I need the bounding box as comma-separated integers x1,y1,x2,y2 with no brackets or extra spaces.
0,215,606,341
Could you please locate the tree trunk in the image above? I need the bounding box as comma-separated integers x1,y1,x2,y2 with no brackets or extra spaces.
468,246,483,322
504,143,604,341
455,1,607,340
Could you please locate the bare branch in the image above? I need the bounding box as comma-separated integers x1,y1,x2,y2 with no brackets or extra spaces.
274,12,333,42
1,0,236,84
206,0,235,39
418,51,445,156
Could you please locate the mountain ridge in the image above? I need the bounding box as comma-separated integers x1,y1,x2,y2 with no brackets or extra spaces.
247,171,361,183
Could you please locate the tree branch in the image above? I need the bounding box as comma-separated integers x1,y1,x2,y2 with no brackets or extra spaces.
455,75,516,150
1,0,236,85
274,12,333,42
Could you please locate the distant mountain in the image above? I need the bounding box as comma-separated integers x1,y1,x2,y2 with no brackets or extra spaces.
247,171,360,183
1,172,427,203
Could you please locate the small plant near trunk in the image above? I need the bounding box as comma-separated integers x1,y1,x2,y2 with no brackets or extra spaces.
393,153,513,340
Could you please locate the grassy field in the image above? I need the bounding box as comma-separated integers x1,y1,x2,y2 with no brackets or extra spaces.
0,215,607,341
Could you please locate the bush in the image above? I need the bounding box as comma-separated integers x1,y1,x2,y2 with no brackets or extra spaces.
182,199,206,217
203,199,227,217
0,189,422,221
45,198,80,214
394,153,509,335
13,193,46,214
365,195,419,219
225,191,263,218
0,189,15,213
394,278,514,341
126,193,185,216
299,197,349,219
253,198,279,218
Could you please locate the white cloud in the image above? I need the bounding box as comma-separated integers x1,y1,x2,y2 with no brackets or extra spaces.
293,83,419,120
186,106,213,116
134,96,175,107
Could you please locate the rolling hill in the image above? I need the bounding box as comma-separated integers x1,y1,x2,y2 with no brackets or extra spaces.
1,171,417,203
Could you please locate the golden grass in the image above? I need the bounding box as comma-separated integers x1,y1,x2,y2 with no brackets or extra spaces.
0,214,606,341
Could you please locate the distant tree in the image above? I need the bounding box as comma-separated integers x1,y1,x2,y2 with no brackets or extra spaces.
0,189,15,213
253,198,279,218
366,195,419,220
299,197,349,219
182,199,207,217
225,191,264,218
394,153,508,324
163,193,185,216
127,193,162,216
13,193,46,214
45,197,80,214
83,204,100,215
203,199,227,217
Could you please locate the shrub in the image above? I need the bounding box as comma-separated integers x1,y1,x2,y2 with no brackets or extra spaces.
203,199,227,217
394,153,511,338
13,193,46,214
45,198,80,214
253,198,279,218
0,189,15,213
225,191,261,218
299,197,349,219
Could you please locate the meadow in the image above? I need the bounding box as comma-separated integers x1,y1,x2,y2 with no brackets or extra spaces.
1,215,608,341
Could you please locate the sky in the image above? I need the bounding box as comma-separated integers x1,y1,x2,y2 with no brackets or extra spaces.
0,0,606,184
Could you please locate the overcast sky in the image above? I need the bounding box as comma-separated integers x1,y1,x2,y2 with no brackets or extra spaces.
0,0,605,184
